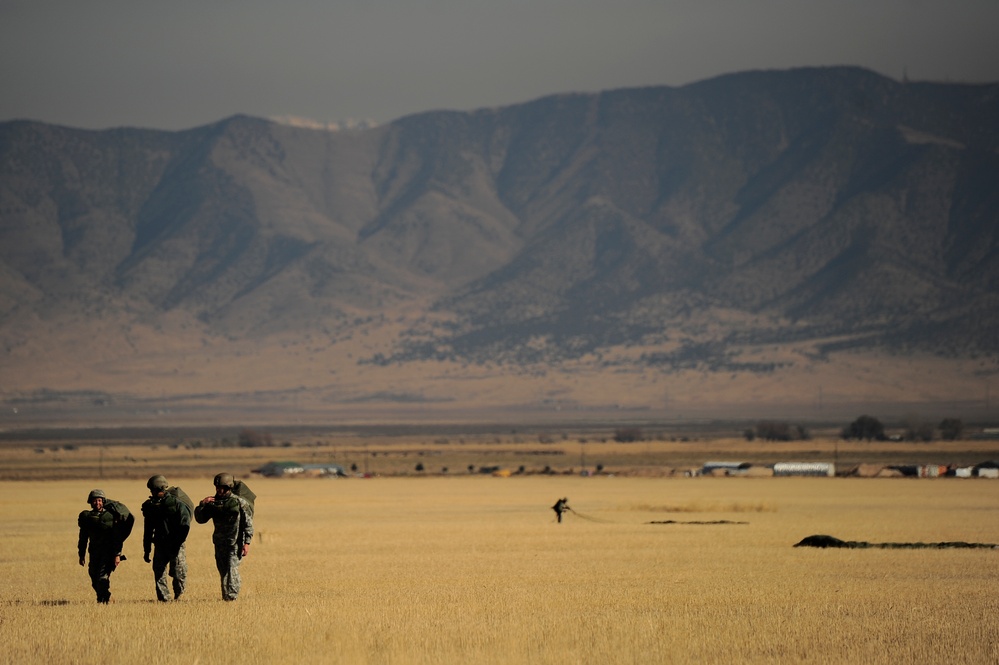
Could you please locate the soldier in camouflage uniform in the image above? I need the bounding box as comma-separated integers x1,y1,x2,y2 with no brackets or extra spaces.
77,489,134,604
141,475,192,602
194,473,253,601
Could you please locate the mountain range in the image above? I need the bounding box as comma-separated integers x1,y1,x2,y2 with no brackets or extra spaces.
1,66,997,424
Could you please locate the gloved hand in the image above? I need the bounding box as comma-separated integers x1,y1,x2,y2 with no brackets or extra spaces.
79,556,85,567
144,551,151,563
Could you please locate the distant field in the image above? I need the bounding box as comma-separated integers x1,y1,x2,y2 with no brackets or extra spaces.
1,424,998,481
1,476,997,664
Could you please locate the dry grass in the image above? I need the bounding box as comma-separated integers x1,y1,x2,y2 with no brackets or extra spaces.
622,500,778,513
1,475,997,664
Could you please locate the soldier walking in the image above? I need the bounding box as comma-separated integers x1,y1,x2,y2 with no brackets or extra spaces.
77,489,134,603
141,475,192,602
552,497,570,523
194,473,253,601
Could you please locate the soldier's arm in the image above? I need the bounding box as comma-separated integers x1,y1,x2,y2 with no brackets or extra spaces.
241,503,254,545
77,514,88,564
141,503,154,559
176,503,192,542
238,503,253,557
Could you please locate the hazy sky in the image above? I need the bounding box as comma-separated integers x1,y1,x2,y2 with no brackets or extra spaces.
2,0,998,131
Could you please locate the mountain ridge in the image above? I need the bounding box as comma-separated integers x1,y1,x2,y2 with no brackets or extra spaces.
1,66,997,421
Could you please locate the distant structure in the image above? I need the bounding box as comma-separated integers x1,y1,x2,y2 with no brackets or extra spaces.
701,461,752,476
772,462,835,477
253,461,346,478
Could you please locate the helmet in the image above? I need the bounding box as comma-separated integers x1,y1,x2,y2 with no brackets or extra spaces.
87,489,106,503
147,475,169,491
213,473,234,490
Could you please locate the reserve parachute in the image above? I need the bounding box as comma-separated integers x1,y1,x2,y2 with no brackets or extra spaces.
167,486,195,513
232,479,256,517
103,499,135,546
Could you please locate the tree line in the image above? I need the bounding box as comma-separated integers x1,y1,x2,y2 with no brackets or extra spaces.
733,416,966,442
839,415,964,442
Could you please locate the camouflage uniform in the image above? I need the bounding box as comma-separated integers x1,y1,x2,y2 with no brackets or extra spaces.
194,474,253,601
77,490,134,603
141,475,192,601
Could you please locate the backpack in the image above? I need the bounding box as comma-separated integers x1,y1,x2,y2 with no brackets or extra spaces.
104,499,135,545
167,486,195,514
232,479,256,517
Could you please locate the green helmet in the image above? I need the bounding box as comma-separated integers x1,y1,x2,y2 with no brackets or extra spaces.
214,473,234,490
87,489,106,503
147,475,169,491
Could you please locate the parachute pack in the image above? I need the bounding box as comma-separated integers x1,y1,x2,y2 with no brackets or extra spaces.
167,486,195,514
232,479,256,517
103,499,135,545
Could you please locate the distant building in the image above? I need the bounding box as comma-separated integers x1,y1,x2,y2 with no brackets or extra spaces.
303,463,347,477
253,461,346,477
701,461,752,476
772,462,835,477
254,461,305,477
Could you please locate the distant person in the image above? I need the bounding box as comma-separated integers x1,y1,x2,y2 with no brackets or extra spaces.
552,497,570,523
195,473,254,601
141,475,192,602
77,489,134,603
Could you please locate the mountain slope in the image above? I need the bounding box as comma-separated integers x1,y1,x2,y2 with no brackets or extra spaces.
1,66,997,417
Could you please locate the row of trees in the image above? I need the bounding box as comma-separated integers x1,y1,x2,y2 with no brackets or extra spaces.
841,415,964,441
737,416,966,442
744,421,810,441
233,417,968,453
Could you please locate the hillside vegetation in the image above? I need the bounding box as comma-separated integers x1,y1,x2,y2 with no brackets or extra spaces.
1,67,997,421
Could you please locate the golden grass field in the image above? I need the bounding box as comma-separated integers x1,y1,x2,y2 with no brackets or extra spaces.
2,473,997,664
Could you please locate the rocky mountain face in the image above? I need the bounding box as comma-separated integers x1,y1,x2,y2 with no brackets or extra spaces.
1,67,997,415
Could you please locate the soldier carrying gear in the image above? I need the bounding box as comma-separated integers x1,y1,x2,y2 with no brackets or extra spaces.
552,497,570,523
78,489,134,603
141,474,192,602
195,472,254,601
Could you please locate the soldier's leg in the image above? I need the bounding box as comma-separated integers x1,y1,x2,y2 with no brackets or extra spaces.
90,557,112,603
216,544,241,601
170,543,187,599
213,544,226,599
152,548,172,601
214,544,234,600
87,561,102,602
